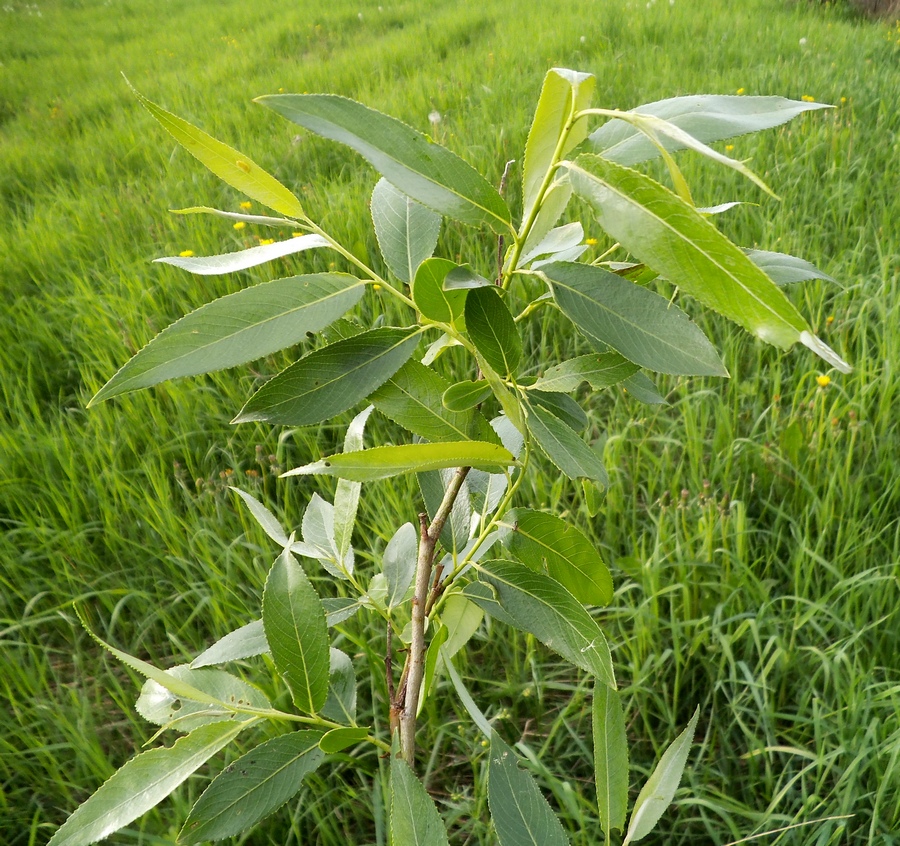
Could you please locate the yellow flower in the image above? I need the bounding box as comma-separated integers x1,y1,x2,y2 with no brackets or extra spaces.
258,238,275,246
585,237,598,246
816,374,831,388
725,144,735,152
840,97,847,105
292,231,304,238
233,221,246,230
239,201,252,210
801,94,815,103
372,283,382,291
736,87,745,95
826,315,835,325
178,250,194,257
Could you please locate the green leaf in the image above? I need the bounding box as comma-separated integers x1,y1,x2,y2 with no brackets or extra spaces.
593,684,629,837
523,68,595,227
321,648,357,724
443,380,492,412
90,273,364,404
566,155,850,373
475,351,526,434
543,262,727,377
527,390,588,432
444,264,493,290
383,522,418,608
523,398,608,488
412,258,468,323
282,441,516,482
488,731,570,846
322,597,362,627
257,94,511,232
171,206,303,228
136,666,270,732
154,235,329,275
191,620,269,669
129,83,305,219
501,509,612,606
421,624,450,711
474,560,615,685
519,178,573,264
391,755,452,846
234,327,421,426
371,177,441,283
262,549,330,714
534,353,638,393
519,222,585,267
465,286,522,378
48,721,248,846
588,94,831,166
746,249,837,286
371,360,494,443
179,730,326,844
417,466,471,553
623,707,700,844
621,372,668,405
442,647,493,740
333,405,373,565
318,726,369,754
441,594,484,659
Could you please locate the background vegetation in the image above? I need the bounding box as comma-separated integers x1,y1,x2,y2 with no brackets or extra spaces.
1,0,898,843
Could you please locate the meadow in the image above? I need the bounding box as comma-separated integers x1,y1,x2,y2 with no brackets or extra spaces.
1,0,899,843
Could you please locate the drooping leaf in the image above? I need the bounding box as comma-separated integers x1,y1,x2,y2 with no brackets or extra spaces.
746,249,837,286
256,94,511,232
465,286,522,378
154,235,330,275
90,273,363,404
441,594,484,659
136,665,270,732
191,620,269,669
333,405,374,566
302,492,352,579
522,68,595,227
593,683,629,837
371,360,495,443
171,206,303,228
523,398,608,489
442,380,493,412
623,708,700,844
519,222,585,267
473,560,615,685
234,327,421,426
412,258,468,324
527,390,588,432
48,720,248,846
130,84,305,219
318,726,369,753
588,94,831,166
543,262,727,377
533,353,638,393
501,509,612,606
475,351,526,434
390,755,452,846
621,372,668,405
383,522,418,609
281,441,516,482
179,730,326,844
565,155,850,372
371,177,442,283
262,549,330,714
442,648,493,740
420,624,450,711
488,732,570,846
321,648,357,724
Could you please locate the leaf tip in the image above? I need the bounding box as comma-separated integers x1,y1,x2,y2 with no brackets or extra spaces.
799,330,852,374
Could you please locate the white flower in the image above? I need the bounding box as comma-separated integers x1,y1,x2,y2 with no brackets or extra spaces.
799,37,808,46
429,110,442,125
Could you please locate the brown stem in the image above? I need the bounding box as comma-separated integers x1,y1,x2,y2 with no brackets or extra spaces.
398,466,471,768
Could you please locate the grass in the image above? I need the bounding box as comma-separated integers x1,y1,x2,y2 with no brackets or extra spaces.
1,0,899,843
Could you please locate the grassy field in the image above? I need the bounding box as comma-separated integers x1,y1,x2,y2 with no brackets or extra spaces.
2,0,899,843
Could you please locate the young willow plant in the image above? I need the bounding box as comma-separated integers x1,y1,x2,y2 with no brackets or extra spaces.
54,69,850,845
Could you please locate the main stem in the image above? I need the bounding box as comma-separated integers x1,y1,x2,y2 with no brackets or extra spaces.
398,465,471,768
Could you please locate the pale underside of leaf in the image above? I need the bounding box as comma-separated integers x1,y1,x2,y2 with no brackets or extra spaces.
155,234,330,275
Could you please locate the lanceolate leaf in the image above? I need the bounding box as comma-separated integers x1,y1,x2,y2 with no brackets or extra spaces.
322,648,357,724
282,441,516,482
48,721,249,846
527,390,588,432
622,372,668,405
593,684,629,837
383,522,418,609
566,155,850,372
90,273,364,404
533,353,638,393
234,327,421,426
130,84,305,219
443,380,493,412
391,756,452,846
171,206,303,228
488,732,570,846
523,398,609,489
333,405,373,565
522,68,595,227
474,559,615,685
262,549,329,714
412,258,467,323
371,178,441,283
318,726,369,753
154,235,330,275
191,620,269,669
179,730,326,844
623,708,700,844
502,509,613,606
746,249,837,286
257,94,511,232
371,360,495,443
588,94,831,166
465,286,522,378
543,262,727,377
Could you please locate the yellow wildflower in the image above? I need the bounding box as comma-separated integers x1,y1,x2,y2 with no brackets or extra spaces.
179,250,194,257
373,283,382,291
736,87,745,95
585,237,598,246
233,221,246,230
292,232,304,238
239,201,252,210
801,95,815,103
725,144,735,152
258,238,275,246
816,374,831,388
840,97,847,105
826,315,835,325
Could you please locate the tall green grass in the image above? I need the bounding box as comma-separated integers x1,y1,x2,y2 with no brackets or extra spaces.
2,0,898,843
